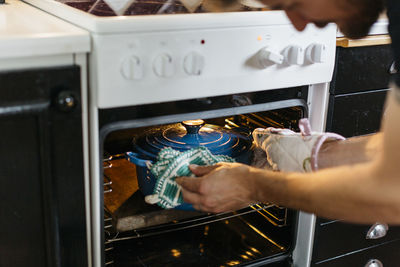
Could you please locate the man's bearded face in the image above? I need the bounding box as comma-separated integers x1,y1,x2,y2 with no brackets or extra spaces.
264,0,384,39
203,0,383,39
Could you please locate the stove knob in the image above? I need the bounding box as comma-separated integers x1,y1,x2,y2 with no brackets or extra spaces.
184,52,205,76
121,55,143,80
306,43,327,63
153,53,174,78
283,45,304,65
257,47,284,68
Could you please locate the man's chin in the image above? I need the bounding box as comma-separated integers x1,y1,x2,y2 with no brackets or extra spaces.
314,22,329,28
340,27,371,39
338,16,379,39
312,21,371,39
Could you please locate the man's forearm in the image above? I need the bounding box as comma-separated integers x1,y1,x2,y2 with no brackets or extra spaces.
317,132,383,169
252,159,400,224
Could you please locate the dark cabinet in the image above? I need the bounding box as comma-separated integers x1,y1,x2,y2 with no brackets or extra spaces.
326,89,388,137
313,43,396,266
314,239,400,266
313,220,400,263
329,45,393,95
0,66,87,267
325,45,392,137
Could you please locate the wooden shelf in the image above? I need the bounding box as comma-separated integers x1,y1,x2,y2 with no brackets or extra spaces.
337,35,391,48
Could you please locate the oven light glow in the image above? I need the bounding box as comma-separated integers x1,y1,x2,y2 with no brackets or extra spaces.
243,220,285,250
250,205,279,227
204,225,209,236
249,247,261,254
245,251,254,257
226,260,241,266
257,35,262,41
182,119,204,126
171,249,181,257
240,254,250,260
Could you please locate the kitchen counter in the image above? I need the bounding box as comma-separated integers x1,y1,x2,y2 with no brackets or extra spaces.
337,17,389,37
0,0,90,59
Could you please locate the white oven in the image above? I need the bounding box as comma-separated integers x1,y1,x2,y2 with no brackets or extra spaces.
22,1,337,266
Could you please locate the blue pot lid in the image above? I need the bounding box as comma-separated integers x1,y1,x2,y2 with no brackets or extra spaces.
133,120,251,160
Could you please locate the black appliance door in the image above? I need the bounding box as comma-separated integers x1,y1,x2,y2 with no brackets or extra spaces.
0,66,87,267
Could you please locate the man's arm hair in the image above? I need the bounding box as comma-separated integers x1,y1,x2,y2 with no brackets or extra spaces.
252,91,400,224
317,133,382,169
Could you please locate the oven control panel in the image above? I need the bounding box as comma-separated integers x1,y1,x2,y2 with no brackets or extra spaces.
91,23,336,108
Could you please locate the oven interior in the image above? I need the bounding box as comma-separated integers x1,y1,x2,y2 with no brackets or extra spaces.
100,89,307,267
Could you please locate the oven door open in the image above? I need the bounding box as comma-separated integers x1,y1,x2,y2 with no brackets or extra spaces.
98,87,308,267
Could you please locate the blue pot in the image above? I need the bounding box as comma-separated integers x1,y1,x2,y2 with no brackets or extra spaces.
126,120,253,201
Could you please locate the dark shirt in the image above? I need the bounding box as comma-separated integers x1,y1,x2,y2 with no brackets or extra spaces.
387,0,400,86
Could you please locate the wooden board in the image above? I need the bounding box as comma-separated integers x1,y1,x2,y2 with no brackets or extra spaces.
104,158,138,214
337,35,391,48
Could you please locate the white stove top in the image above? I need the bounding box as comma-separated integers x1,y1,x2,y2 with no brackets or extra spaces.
23,0,337,111
24,0,291,33
0,0,90,59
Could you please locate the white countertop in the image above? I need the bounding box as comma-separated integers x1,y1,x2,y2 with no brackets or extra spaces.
337,17,389,37
0,0,90,59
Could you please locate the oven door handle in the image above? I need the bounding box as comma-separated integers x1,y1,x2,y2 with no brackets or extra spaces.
0,100,49,116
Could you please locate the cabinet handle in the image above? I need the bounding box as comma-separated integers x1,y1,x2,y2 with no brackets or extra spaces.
365,259,383,267
389,61,398,75
56,91,78,112
366,223,389,239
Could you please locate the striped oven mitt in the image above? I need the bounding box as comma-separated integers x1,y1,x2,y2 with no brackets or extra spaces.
145,147,235,209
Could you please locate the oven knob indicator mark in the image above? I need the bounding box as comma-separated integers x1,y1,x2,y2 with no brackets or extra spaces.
184,51,205,75
305,43,327,63
257,47,284,68
283,45,304,65
121,55,143,80
153,53,174,77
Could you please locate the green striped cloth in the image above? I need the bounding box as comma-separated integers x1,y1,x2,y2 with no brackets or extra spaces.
145,147,235,209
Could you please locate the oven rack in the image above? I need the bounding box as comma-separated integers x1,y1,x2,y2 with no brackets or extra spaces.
234,108,303,131
102,152,289,244
251,204,288,228
103,155,115,194
104,209,116,266
105,203,288,244
103,154,126,266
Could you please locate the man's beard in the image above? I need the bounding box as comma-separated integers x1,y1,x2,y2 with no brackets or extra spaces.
314,16,377,40
339,17,378,39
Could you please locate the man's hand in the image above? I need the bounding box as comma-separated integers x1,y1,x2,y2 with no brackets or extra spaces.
253,119,345,172
175,163,256,213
